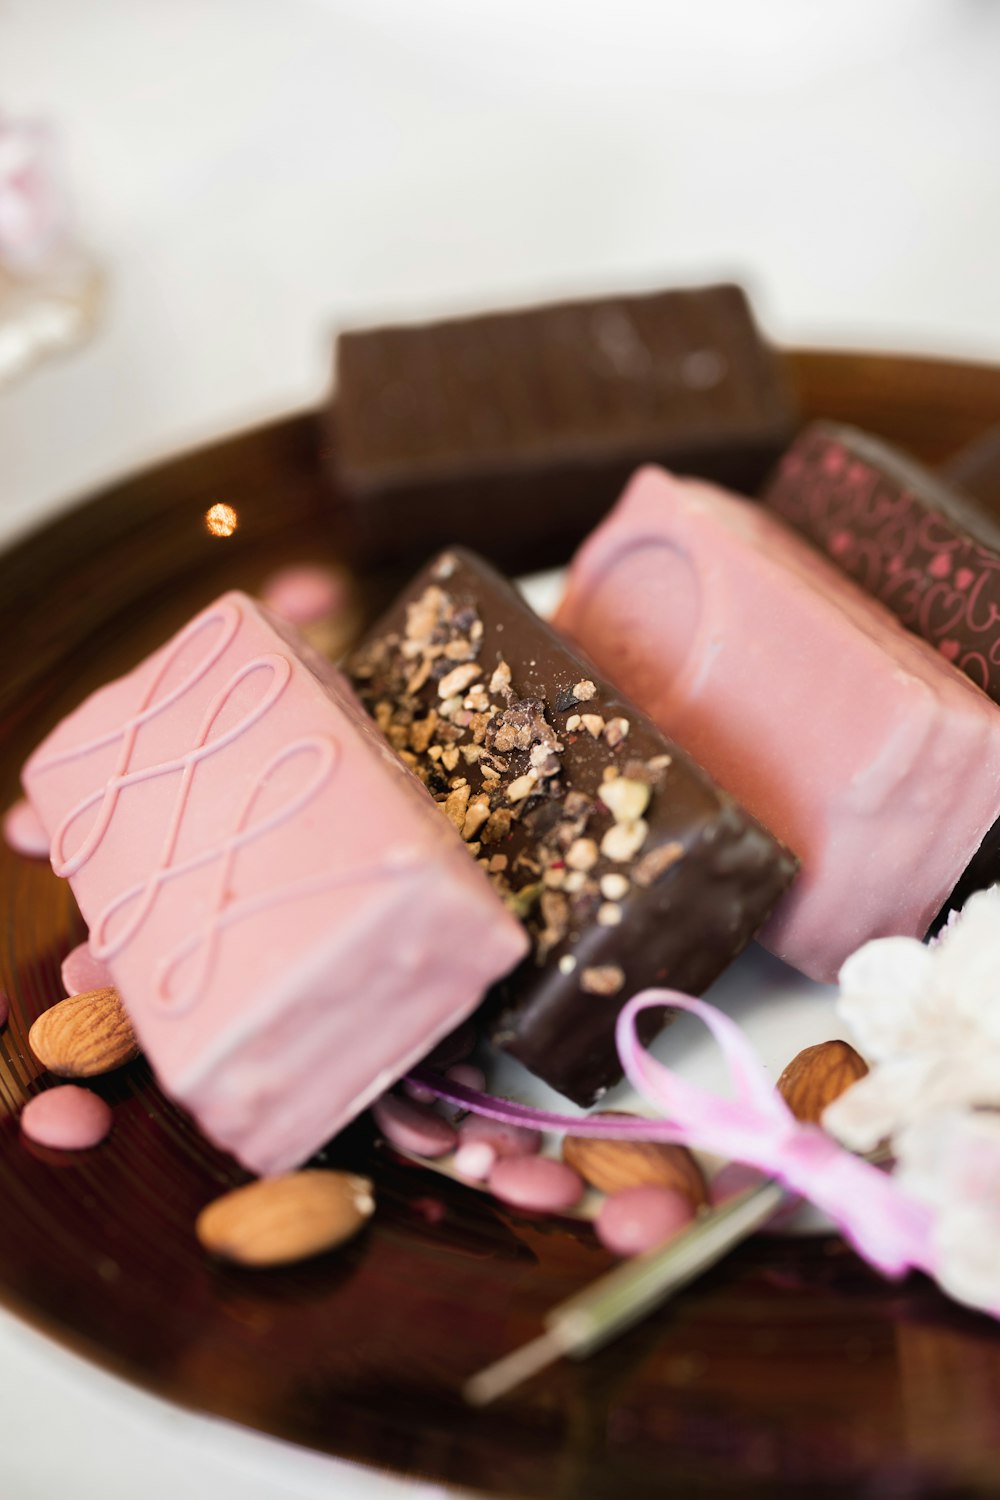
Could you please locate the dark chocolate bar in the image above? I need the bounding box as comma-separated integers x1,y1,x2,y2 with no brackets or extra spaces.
941,425,1000,513
347,548,797,1105
329,284,797,572
764,421,1000,703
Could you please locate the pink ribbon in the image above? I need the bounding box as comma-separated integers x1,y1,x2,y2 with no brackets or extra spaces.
409,987,938,1282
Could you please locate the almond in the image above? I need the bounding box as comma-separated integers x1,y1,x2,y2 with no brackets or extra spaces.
196,1170,375,1266
776,1039,868,1125
563,1112,708,1206
29,987,140,1078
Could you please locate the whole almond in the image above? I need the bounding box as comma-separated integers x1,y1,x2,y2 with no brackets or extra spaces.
776,1039,868,1125
196,1170,375,1266
563,1112,708,1206
29,987,139,1078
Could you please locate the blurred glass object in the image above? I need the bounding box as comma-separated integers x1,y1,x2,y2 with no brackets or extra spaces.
0,115,103,388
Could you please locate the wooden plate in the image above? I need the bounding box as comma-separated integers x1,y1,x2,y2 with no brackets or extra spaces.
3,348,1000,1498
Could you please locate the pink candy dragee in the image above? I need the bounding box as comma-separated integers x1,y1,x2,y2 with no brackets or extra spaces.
373,1094,457,1158
260,565,345,626
453,1142,496,1181
596,1186,696,1256
3,798,49,858
489,1156,585,1213
60,942,113,997
457,1114,542,1160
21,1086,112,1150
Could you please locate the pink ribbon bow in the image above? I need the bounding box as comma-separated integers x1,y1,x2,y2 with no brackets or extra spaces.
409,987,937,1283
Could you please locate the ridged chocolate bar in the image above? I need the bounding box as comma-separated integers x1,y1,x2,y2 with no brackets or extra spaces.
329,285,797,571
764,421,1000,704
347,548,797,1105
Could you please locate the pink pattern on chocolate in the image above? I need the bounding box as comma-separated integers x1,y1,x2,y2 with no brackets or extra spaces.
767,432,1000,702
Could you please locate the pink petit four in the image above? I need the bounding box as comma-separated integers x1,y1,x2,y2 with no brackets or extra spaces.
555,467,1000,982
22,591,527,1174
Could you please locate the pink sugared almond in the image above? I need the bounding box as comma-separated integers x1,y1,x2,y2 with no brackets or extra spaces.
196,1170,375,1266
28,987,140,1078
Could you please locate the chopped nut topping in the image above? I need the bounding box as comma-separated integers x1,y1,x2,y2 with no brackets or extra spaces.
633,840,685,887
558,954,577,975
489,660,512,694
441,746,461,772
482,808,514,844
601,818,649,863
507,771,538,803
573,680,597,701
563,870,588,894
597,902,623,927
460,744,482,765
581,964,625,996
647,754,672,775
598,775,651,825
487,854,508,873
565,837,599,872
438,662,481,700
565,713,582,732
463,684,490,712
604,717,630,748
600,872,630,901
443,783,471,830
581,714,606,738
462,794,491,842
409,710,439,753
543,864,566,889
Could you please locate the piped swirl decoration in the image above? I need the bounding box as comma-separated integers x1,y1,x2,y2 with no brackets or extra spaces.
767,428,1000,700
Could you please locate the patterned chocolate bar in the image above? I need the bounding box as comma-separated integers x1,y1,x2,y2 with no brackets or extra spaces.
764,422,1000,703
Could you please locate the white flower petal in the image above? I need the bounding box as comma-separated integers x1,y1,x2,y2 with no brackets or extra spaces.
837,938,934,1058
822,1058,935,1152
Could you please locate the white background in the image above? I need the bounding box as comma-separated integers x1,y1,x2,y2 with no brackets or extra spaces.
2,2,1000,1496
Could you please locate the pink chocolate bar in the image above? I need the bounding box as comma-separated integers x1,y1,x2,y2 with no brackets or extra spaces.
555,467,1000,982
23,592,527,1174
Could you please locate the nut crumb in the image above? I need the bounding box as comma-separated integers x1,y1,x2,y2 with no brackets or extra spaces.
438,663,480,700
597,902,623,927
443,783,471,829
507,772,538,803
558,954,577,975
565,714,582,732
441,746,460,772
573,680,597,701
581,964,625,996
600,873,630,901
598,776,651,825
566,837,599,872
633,840,685,886
489,660,512,694
601,819,649,863
581,714,605,738
604,717,630,747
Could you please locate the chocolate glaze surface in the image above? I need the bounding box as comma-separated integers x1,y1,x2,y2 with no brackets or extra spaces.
330,285,797,570
348,548,797,1104
764,421,1000,704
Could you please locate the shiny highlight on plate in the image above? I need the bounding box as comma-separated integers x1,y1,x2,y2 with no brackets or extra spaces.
204,503,239,538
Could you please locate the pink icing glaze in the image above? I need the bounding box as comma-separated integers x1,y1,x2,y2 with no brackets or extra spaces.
555,467,1000,982
595,1185,695,1256
260,564,345,626
3,797,49,857
21,1085,112,1150
60,941,113,996
21,591,527,1175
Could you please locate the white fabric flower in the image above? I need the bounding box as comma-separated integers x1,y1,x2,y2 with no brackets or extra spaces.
823,886,1000,1152
894,1109,1000,1315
